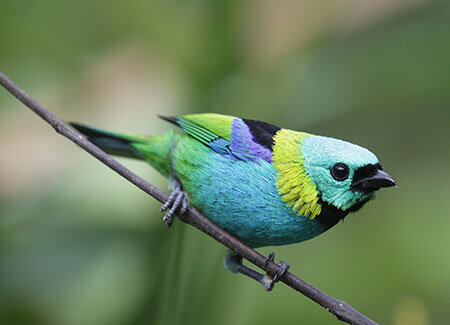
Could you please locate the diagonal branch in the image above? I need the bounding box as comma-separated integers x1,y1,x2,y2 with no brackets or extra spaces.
0,71,377,325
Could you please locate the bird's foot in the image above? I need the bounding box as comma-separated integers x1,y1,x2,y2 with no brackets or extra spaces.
224,250,289,292
160,180,188,227
262,252,290,291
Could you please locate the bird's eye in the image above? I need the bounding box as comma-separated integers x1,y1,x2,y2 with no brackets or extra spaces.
331,163,350,181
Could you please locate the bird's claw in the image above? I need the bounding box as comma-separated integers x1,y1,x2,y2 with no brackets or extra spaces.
160,185,188,227
262,252,290,291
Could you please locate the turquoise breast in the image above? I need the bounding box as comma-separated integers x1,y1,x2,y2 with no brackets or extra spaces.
173,139,339,248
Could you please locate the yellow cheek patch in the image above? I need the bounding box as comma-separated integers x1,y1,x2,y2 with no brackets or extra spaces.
272,129,321,219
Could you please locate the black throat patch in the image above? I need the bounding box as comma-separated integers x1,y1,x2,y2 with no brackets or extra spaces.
316,197,372,230
315,200,348,230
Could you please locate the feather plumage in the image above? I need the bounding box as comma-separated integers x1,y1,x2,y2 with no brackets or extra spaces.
71,113,396,247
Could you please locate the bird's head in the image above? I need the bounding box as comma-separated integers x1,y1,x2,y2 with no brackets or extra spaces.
301,135,396,211
272,130,396,219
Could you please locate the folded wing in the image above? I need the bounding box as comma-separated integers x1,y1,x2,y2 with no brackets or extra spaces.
159,113,280,163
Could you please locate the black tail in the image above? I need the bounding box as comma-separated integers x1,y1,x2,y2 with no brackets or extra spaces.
70,122,143,159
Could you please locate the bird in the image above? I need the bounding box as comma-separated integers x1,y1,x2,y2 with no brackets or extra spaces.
70,113,396,290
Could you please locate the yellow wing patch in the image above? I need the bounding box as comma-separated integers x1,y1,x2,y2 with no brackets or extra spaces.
272,129,322,219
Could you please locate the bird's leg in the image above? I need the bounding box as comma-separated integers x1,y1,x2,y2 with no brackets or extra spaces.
160,177,188,227
224,250,290,291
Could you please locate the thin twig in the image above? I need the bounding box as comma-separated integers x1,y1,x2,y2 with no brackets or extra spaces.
0,71,377,325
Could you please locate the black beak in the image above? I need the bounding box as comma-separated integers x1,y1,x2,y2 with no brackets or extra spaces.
351,166,397,194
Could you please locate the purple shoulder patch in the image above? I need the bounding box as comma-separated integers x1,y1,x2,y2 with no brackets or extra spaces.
231,118,273,163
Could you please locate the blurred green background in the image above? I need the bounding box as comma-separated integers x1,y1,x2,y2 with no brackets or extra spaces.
1,1,449,324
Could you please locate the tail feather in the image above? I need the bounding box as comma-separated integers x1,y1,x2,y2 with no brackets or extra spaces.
70,122,145,159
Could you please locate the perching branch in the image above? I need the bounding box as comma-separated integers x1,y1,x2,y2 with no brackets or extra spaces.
0,71,377,325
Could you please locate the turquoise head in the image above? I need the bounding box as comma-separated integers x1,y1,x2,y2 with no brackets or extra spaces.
301,135,397,212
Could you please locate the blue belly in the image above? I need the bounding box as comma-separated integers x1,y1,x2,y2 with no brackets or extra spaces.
175,150,334,248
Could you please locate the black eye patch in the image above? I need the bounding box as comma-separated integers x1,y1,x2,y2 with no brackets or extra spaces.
352,163,382,185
